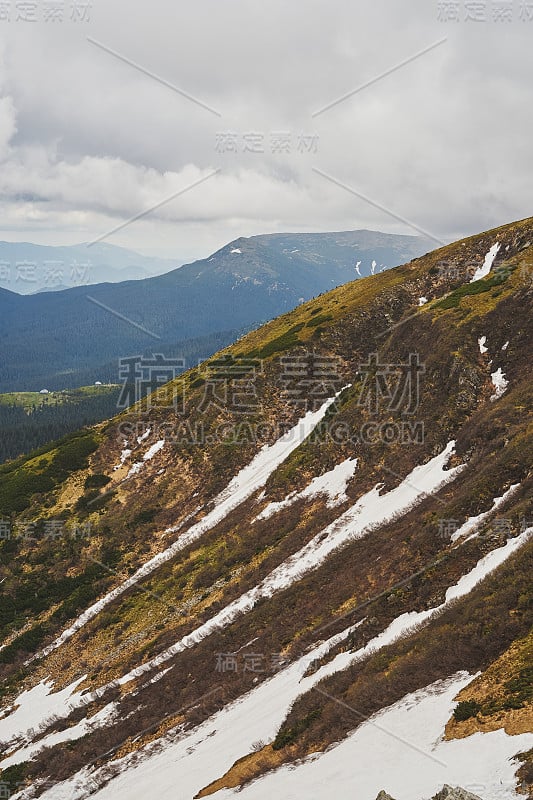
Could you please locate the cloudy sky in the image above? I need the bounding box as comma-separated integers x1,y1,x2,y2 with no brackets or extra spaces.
0,0,531,262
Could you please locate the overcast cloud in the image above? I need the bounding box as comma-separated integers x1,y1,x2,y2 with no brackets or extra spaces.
0,0,531,261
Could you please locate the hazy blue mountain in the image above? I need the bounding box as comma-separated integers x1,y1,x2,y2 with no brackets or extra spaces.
0,230,432,392
0,241,179,294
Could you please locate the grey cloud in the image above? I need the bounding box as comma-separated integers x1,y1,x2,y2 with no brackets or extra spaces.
0,0,531,258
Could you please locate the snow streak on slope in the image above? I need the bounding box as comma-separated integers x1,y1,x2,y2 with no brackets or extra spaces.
0,677,86,746
471,242,500,282
306,527,531,684
107,442,464,686
34,529,532,800
255,458,358,520
1,703,116,768
34,391,347,660
113,446,132,471
450,484,521,543
127,439,166,477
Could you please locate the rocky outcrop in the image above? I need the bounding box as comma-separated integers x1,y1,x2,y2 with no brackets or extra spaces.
433,787,484,800
375,788,483,800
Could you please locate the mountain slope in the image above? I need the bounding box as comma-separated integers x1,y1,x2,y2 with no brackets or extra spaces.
0,217,531,800
0,230,430,392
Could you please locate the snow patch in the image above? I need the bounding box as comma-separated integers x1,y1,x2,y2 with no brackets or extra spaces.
0,677,87,747
1,702,116,768
478,336,488,354
470,242,500,282
255,458,358,521
127,440,165,477
143,440,165,461
113,445,132,471
490,368,509,401
418,296,428,306
450,484,520,543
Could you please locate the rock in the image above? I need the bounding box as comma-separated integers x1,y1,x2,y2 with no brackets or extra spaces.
374,787,483,800
432,786,484,800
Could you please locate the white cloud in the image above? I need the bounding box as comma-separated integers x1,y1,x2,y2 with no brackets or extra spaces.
0,0,531,258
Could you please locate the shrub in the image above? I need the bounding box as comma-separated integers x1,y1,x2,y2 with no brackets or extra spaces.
84,474,111,489
272,709,321,750
248,323,306,359
132,508,158,526
0,762,27,790
453,700,481,721
305,314,333,328
434,266,515,310
0,624,48,663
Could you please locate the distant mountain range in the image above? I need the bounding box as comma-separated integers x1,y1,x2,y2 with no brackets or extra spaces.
0,230,432,392
0,241,179,294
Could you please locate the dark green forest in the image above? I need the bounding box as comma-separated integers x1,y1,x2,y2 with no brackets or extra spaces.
0,391,120,464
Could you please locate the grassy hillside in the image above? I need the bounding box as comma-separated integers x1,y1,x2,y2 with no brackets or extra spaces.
0,217,531,798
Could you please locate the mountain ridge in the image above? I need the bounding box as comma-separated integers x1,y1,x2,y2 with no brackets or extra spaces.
0,230,430,392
